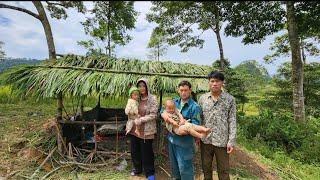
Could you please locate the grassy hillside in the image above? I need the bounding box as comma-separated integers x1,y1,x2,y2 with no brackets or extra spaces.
0,58,41,73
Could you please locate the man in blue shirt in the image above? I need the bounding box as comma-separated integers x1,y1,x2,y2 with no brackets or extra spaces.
161,80,201,180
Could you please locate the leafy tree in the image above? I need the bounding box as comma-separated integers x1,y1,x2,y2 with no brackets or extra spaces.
264,34,320,64
0,1,85,123
0,1,85,59
0,58,41,73
223,2,320,122
225,69,248,114
77,40,104,56
81,1,138,57
212,59,248,113
261,62,320,118
287,2,305,122
234,60,270,92
147,27,168,61
147,2,230,70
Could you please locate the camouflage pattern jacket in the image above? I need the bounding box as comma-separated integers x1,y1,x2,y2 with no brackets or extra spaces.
198,91,237,147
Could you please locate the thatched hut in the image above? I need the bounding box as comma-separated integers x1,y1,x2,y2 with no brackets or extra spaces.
4,54,212,156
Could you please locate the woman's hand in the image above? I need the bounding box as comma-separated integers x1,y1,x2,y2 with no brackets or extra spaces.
134,118,142,126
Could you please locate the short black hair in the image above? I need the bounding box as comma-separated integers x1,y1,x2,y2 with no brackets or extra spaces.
208,71,224,81
178,80,192,89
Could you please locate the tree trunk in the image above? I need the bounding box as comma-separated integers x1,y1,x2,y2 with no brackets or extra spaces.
107,2,111,57
33,1,62,124
2,1,64,152
300,38,306,64
157,43,160,61
215,29,224,71
0,3,39,19
213,6,224,71
33,1,56,60
56,92,64,153
34,2,64,153
286,2,305,122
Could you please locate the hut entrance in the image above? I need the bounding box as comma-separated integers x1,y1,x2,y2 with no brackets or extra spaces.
57,100,130,161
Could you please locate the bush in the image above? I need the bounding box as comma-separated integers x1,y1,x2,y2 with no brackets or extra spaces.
238,110,320,164
0,85,20,103
258,62,320,118
291,118,320,164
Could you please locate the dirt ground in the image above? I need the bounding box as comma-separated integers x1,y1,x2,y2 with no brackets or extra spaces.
0,117,278,180
127,145,278,180
0,134,278,180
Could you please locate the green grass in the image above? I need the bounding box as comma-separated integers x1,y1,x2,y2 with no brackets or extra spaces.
237,131,320,180
1,83,320,179
0,93,130,179
230,168,259,180
238,84,320,179
35,167,130,180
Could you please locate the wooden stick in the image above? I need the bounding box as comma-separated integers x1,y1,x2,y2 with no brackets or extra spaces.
59,160,110,167
159,165,171,177
78,165,97,171
57,119,127,125
78,148,130,156
160,151,168,158
40,166,62,180
5,170,20,179
97,154,106,164
17,173,32,179
94,120,97,152
62,104,70,120
68,142,73,158
30,147,57,179
36,65,208,78
116,115,118,161
109,153,126,164
55,122,68,153
72,144,82,157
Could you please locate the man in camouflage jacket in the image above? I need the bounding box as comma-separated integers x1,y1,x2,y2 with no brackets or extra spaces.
198,71,237,180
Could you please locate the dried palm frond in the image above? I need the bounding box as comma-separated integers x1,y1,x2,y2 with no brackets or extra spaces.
4,54,213,98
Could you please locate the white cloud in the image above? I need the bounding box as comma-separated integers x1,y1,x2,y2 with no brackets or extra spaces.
0,4,47,58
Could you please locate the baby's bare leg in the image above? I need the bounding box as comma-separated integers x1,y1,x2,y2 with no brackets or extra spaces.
187,127,206,138
183,122,211,138
173,126,188,136
191,123,211,133
174,124,203,138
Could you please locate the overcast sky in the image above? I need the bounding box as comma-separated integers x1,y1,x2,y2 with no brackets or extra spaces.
0,1,302,75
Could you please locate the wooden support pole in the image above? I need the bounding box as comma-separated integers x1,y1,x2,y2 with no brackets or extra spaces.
57,120,126,125
94,120,97,152
157,90,163,152
116,115,118,161
34,65,208,79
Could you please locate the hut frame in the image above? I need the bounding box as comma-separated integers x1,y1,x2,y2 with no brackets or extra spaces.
3,54,212,164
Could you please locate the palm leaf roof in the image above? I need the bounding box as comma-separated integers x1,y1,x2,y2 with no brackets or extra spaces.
4,54,213,98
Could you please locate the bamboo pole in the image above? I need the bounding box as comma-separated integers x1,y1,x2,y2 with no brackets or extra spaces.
80,96,85,141
157,90,163,152
80,96,84,118
55,120,67,153
30,147,57,179
78,149,130,156
35,65,208,78
116,115,118,161
94,120,97,152
57,120,126,125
